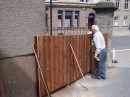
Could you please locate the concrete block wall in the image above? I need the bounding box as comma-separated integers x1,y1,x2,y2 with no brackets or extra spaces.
0,0,46,97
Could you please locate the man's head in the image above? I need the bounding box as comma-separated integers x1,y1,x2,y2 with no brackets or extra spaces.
91,25,99,34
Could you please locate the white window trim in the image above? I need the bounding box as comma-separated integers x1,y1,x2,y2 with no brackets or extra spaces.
116,0,120,9
114,16,119,26
124,0,129,10
80,0,85,3
106,0,111,2
123,17,128,26
52,0,58,2
86,0,91,3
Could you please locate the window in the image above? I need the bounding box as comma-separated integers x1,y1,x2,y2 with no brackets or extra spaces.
58,11,62,27
86,0,91,2
65,11,72,27
123,17,128,26
116,0,120,9
124,0,129,10
80,0,84,3
114,17,119,26
106,0,111,2
75,11,79,27
52,0,57,1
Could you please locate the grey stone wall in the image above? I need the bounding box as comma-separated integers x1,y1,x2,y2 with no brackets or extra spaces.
0,0,46,97
92,2,118,66
0,0,46,58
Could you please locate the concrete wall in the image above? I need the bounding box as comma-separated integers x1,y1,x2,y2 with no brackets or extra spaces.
0,0,46,58
92,2,118,66
0,55,37,97
0,0,46,97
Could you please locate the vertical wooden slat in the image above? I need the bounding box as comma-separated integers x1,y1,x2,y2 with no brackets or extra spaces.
34,36,39,96
81,35,85,75
76,35,80,79
87,35,91,72
66,35,71,84
59,36,64,87
45,36,51,91
63,36,67,85
70,35,74,82
41,36,47,96
84,35,87,74
50,36,55,92
38,36,46,97
54,36,60,89
78,35,82,78
73,35,77,80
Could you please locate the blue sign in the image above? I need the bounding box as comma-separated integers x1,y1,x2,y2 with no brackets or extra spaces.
88,13,94,18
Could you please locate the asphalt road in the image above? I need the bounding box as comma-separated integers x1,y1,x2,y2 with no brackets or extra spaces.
111,36,130,50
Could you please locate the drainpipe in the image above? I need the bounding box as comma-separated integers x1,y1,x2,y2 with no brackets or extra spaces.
50,0,52,35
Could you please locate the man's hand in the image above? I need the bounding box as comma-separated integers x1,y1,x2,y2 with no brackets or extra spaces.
94,56,99,61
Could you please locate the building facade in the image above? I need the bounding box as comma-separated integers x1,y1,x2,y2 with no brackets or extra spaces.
102,0,130,30
45,0,101,35
46,0,130,31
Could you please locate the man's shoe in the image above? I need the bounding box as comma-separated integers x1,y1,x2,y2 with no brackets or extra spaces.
91,75,100,79
101,77,106,79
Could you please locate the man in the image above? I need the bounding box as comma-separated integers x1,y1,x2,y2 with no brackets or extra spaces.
91,25,106,79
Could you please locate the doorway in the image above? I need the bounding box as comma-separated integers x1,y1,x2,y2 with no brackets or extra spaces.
88,13,94,31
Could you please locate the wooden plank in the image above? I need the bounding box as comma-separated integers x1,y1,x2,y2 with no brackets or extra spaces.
81,35,85,75
83,35,87,75
34,36,40,96
78,35,82,78
59,36,64,87
50,36,55,92
73,35,77,80
70,35,74,82
87,35,91,72
76,35,80,79
37,36,46,97
54,36,60,89
45,36,51,91
63,36,67,86
66,35,71,84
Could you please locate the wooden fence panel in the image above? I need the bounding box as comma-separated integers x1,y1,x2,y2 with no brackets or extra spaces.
34,33,108,97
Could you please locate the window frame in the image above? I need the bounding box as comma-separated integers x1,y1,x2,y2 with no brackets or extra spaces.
80,0,85,3
74,11,79,28
86,0,91,3
116,0,120,9
57,11,63,28
113,16,119,27
106,0,111,2
52,0,58,2
124,0,129,10
123,16,128,27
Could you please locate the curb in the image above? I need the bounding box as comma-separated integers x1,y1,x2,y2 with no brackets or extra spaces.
113,33,130,36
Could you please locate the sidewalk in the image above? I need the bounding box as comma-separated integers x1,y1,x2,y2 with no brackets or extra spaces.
49,50,130,97
113,30,130,36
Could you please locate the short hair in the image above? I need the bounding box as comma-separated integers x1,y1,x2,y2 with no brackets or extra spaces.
91,25,99,31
